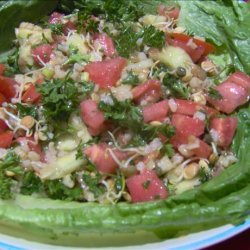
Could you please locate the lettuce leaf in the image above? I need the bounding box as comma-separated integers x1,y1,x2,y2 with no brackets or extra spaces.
178,0,250,74
0,0,250,245
0,0,58,53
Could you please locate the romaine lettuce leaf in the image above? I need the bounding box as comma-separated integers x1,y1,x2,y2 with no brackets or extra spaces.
0,0,58,53
0,0,250,244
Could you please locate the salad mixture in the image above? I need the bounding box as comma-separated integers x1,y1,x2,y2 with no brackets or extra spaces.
0,2,250,205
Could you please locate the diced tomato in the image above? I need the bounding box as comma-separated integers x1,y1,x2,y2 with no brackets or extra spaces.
173,99,199,116
0,64,5,75
126,169,168,203
0,76,17,102
49,12,64,24
173,99,217,118
192,139,212,158
170,132,212,158
0,93,6,106
0,119,8,133
170,131,188,148
84,57,127,88
80,99,108,136
170,33,215,57
210,117,238,148
32,44,53,66
84,143,128,174
171,114,205,137
94,33,116,57
22,84,41,104
143,100,169,123
167,33,215,62
132,79,161,104
207,81,248,114
227,71,250,92
0,130,14,149
157,4,180,19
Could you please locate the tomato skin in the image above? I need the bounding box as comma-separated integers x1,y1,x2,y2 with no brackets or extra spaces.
84,57,127,88
227,71,250,92
210,117,238,148
207,81,248,114
167,33,215,62
0,64,5,75
84,143,128,174
22,84,41,104
0,119,8,133
132,79,161,104
0,130,14,149
94,33,116,57
80,99,108,136
171,114,205,137
169,33,215,56
126,169,168,203
0,76,17,102
143,100,169,123
32,44,53,66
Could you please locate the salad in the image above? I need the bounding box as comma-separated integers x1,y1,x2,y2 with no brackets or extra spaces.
0,0,250,246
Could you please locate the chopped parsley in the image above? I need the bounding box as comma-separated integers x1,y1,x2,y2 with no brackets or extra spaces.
142,25,165,49
37,78,80,123
48,23,64,35
82,171,105,198
163,74,190,99
198,166,212,183
3,48,20,76
0,151,22,199
208,87,223,100
161,143,175,158
99,96,175,145
16,103,38,119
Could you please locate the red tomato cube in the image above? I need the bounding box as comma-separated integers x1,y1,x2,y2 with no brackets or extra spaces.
80,99,108,136
192,139,212,158
0,76,17,102
22,84,41,104
210,117,238,148
84,143,128,174
132,79,161,104
171,114,205,137
227,71,250,92
0,119,8,133
207,81,248,114
143,100,169,123
84,57,126,88
126,169,168,203
0,130,14,149
32,44,53,66
0,93,6,106
94,33,116,57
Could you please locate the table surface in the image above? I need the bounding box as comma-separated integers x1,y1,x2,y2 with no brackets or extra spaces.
204,228,250,250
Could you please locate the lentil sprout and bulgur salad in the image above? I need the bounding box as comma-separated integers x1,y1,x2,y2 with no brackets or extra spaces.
0,0,250,244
